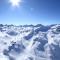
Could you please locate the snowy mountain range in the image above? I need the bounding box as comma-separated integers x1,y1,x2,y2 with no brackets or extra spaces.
0,24,60,60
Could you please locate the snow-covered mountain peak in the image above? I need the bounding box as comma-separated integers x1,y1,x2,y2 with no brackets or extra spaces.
47,24,60,44
0,24,60,60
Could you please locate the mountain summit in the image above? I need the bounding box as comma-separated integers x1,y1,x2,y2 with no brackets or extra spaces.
0,24,60,60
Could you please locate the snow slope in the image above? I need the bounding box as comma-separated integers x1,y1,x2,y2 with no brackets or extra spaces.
0,24,60,60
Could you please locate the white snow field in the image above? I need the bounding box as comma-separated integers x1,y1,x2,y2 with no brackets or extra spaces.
0,24,60,60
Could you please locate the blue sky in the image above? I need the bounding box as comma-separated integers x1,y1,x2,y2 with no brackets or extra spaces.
0,0,60,25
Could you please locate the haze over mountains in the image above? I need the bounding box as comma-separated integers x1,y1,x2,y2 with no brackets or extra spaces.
0,24,60,60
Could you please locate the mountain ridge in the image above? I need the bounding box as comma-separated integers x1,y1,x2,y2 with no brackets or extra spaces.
0,24,60,60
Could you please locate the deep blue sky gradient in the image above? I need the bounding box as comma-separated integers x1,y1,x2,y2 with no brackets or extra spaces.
0,0,60,25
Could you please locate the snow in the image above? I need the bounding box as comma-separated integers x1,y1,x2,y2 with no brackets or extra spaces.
0,24,60,60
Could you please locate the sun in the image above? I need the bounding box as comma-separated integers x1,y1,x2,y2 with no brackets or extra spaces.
9,0,22,7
